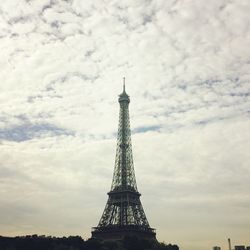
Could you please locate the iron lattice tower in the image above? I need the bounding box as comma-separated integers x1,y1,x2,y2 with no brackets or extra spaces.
91,79,156,240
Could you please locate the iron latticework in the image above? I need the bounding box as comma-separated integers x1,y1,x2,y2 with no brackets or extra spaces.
91,80,156,240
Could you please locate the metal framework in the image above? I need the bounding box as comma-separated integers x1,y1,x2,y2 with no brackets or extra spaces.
91,80,156,240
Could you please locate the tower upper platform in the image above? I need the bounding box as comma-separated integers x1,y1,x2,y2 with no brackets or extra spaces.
118,77,130,103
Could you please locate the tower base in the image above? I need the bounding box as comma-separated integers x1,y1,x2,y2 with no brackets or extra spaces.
91,225,156,241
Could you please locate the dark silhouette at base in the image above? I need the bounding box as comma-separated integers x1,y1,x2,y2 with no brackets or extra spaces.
0,235,179,250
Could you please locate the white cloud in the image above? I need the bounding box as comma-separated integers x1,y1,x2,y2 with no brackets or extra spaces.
0,0,249,250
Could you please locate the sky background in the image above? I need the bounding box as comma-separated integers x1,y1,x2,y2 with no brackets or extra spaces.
0,0,250,250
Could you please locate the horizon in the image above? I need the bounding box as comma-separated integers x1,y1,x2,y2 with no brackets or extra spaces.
0,1,250,250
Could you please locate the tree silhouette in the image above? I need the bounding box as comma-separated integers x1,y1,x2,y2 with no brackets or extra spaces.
0,235,179,250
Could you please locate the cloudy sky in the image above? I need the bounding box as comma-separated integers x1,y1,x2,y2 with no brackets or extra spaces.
0,0,250,249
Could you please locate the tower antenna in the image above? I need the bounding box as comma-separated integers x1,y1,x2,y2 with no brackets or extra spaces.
123,77,126,92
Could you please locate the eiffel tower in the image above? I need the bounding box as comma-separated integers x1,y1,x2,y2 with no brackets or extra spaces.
91,79,156,240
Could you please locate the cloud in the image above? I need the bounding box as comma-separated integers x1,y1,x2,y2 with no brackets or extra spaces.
0,0,249,250
0,116,74,141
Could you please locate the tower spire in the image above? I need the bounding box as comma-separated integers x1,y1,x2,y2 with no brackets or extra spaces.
91,80,156,241
123,77,126,93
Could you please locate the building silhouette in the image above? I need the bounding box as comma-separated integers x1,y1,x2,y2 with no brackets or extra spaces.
213,246,221,250
235,246,246,250
91,80,156,240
